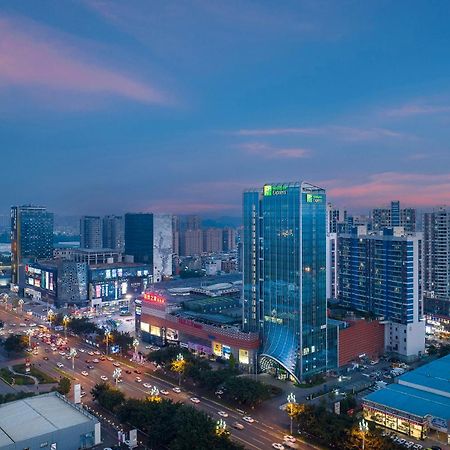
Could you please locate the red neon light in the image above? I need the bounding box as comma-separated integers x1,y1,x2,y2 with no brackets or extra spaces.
143,293,165,304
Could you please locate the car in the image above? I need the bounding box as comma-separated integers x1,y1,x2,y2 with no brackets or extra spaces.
190,397,200,404
134,369,142,374
100,375,108,381
113,362,120,367
100,356,106,361
107,357,114,361
78,348,85,353
59,351,66,356
218,411,228,418
94,350,101,355
215,389,224,396
404,443,414,449
92,358,100,363
125,370,132,374
283,436,296,443
87,365,94,370
85,359,90,363
160,389,169,395
232,422,244,430
135,377,142,383
412,446,422,450
81,371,89,376
43,356,49,361
143,383,152,388
145,345,152,349
117,378,123,383
88,351,94,356
56,362,64,368
242,416,254,423
272,444,285,450
397,439,406,445
80,392,86,398
172,387,181,393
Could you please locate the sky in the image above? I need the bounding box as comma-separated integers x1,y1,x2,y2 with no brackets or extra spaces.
1,0,450,216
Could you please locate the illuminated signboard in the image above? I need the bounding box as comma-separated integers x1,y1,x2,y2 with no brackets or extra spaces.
263,184,288,196
143,293,165,304
306,193,323,203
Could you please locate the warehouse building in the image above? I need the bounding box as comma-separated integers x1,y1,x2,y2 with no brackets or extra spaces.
0,392,101,450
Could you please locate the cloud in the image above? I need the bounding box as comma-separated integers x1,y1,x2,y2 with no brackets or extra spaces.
0,16,169,106
384,104,450,118
238,142,310,159
232,125,412,142
326,172,450,207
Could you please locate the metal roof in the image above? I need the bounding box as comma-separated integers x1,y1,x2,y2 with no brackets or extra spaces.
0,392,97,445
364,383,450,420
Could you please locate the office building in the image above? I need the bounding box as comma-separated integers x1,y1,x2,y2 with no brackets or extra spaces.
11,205,53,287
172,215,180,256
80,216,102,249
371,201,416,232
203,228,223,253
243,182,327,382
327,203,348,234
54,248,122,265
423,208,450,316
183,229,203,256
102,215,124,251
125,213,172,281
0,392,101,450
337,227,425,361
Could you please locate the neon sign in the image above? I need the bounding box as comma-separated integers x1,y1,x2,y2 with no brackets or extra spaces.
143,293,165,304
264,184,288,196
306,193,323,203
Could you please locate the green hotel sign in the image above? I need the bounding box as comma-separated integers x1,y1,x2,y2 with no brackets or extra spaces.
263,184,288,196
306,193,323,203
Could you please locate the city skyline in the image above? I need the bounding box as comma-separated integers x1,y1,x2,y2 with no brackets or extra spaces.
2,1,450,215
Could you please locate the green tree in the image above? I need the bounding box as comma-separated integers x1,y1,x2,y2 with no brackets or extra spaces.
111,331,133,355
3,334,27,354
223,376,271,407
228,353,236,371
57,377,71,395
91,382,110,401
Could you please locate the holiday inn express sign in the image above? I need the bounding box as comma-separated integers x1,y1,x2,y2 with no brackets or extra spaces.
263,184,288,196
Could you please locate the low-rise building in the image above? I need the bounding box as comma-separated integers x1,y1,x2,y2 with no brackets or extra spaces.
0,392,100,450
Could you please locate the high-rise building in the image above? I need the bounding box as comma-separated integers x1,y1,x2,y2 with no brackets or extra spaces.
80,216,102,249
11,205,54,286
337,227,425,361
222,227,236,252
372,201,416,232
423,208,450,316
203,228,222,253
326,203,348,234
243,182,327,382
172,215,180,256
183,229,203,256
102,215,124,251
124,213,172,282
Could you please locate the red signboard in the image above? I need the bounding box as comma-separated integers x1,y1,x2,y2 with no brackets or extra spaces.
143,293,165,304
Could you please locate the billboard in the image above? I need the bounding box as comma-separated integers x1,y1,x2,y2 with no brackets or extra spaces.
213,341,222,356
239,349,249,364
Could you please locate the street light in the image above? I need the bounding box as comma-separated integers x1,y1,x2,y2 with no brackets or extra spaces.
18,298,24,313
176,353,184,386
113,368,122,385
215,419,227,436
69,348,77,370
133,338,139,361
105,330,112,355
47,309,55,329
287,392,296,435
25,328,33,349
63,315,70,340
359,418,369,450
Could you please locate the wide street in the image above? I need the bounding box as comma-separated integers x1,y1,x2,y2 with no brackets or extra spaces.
0,304,319,450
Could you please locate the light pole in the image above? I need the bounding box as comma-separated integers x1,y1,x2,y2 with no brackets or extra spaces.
359,418,369,450
25,328,33,349
69,348,77,370
63,315,70,340
215,419,227,436
47,309,55,329
176,353,184,386
105,330,112,355
113,368,122,385
18,298,24,313
133,338,139,361
287,392,296,436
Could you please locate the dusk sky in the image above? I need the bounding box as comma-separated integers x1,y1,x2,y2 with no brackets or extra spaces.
1,1,450,216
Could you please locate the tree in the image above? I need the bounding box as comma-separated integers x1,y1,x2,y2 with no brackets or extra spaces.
67,317,101,335
228,353,236,371
111,331,133,355
91,382,110,401
3,334,27,354
57,377,71,395
223,376,271,407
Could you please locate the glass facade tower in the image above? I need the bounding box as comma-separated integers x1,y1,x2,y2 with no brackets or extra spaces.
243,182,327,382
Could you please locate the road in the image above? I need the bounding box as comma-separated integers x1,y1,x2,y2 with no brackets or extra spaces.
0,305,319,450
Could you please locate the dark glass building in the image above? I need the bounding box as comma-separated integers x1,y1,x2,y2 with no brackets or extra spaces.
124,213,153,264
243,182,327,382
11,205,53,286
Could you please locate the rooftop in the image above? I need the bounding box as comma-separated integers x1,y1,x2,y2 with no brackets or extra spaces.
0,392,98,446
397,354,450,397
364,383,450,421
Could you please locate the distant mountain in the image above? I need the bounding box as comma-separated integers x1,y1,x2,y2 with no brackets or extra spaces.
202,216,241,228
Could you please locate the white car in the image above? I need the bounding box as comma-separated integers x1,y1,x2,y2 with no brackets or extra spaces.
100,375,108,381
92,359,99,363
94,351,101,355
113,362,120,367
88,351,94,356
218,411,228,418
135,377,142,383
59,351,66,356
143,383,152,388
233,422,244,430
56,362,64,368
160,389,169,395
78,348,85,353
172,387,181,393
81,371,89,376
283,435,296,443
107,357,114,362
190,397,200,404
272,444,285,450
242,416,254,423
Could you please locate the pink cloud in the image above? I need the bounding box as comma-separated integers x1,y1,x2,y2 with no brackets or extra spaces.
237,142,310,159
325,172,450,207
384,104,450,118
0,17,168,106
